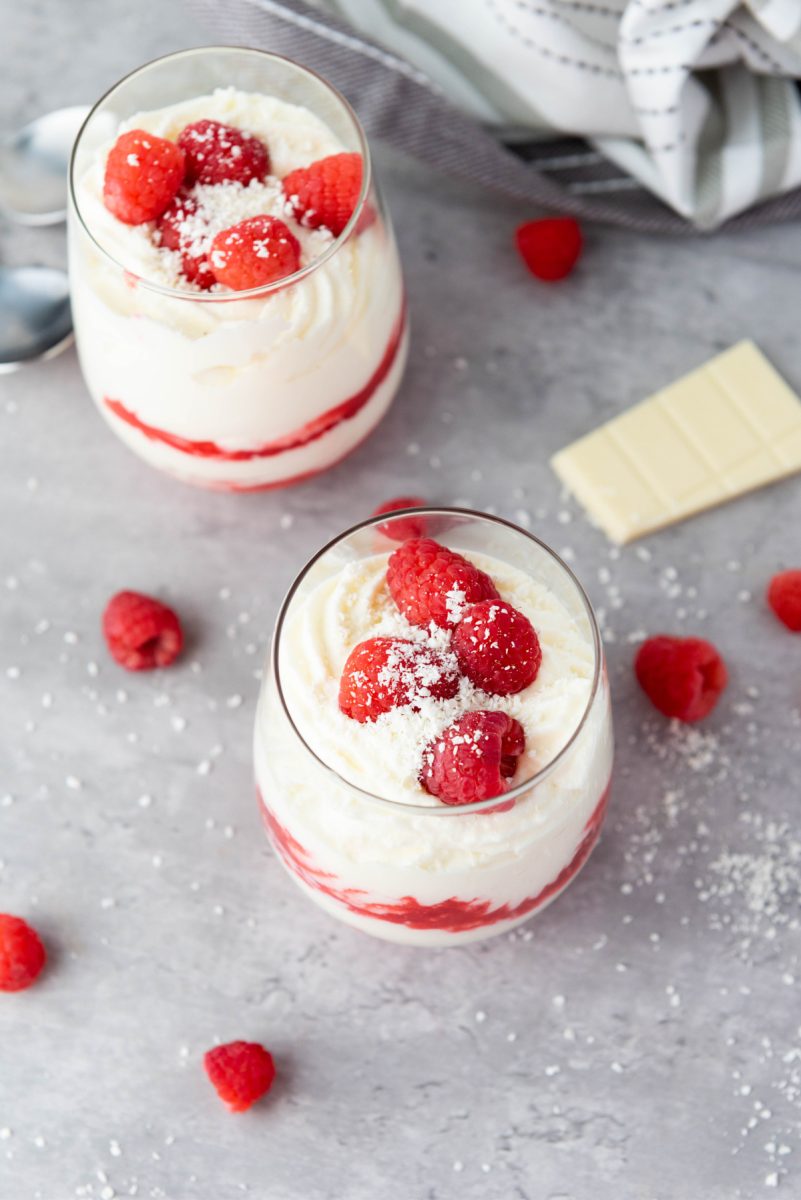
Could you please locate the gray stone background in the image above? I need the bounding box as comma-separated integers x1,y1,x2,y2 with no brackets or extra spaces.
2,2,800,1198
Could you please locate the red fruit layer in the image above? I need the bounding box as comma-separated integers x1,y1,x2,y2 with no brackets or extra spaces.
258,779,611,934
103,305,405,463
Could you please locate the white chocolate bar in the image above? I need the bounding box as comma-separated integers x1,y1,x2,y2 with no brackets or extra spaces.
551,341,801,544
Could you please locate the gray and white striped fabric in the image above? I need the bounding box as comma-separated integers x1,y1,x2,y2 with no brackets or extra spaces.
188,0,801,233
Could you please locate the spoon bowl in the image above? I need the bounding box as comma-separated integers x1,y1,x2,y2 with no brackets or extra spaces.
0,106,90,225
0,266,72,373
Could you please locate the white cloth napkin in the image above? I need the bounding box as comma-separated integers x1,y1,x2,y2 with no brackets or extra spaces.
318,0,801,228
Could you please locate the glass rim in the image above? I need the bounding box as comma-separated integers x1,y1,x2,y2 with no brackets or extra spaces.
68,45,373,302
270,507,604,816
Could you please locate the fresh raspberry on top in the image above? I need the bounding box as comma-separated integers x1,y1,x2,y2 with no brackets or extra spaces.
210,215,301,291
180,247,216,290
373,497,429,542
282,152,363,237
102,590,183,672
453,599,542,695
204,1041,276,1112
767,569,801,631
387,538,500,629
339,636,459,723
420,711,525,806
178,120,270,186
155,192,216,289
515,217,583,282
635,635,727,722
0,914,46,992
103,130,186,225
155,190,198,251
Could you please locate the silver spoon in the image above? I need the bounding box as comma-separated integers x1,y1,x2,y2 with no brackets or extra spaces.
0,106,89,225
0,266,72,372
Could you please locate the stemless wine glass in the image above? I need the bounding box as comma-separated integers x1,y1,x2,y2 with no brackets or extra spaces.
68,47,407,491
254,509,614,947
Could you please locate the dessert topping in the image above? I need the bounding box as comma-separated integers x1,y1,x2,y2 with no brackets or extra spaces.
209,214,301,290
103,129,186,225
453,599,542,695
420,711,526,805
283,152,363,237
339,636,460,723
387,538,500,629
178,119,271,187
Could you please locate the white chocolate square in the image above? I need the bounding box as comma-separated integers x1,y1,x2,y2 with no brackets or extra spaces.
551,341,801,543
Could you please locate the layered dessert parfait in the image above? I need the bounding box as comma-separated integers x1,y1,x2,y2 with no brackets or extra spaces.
255,511,614,946
68,49,406,490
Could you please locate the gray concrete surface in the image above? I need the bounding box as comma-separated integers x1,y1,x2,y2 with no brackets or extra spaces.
1,3,800,1198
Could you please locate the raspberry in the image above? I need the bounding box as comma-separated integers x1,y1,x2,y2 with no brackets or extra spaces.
453,600,542,695
387,538,500,629
178,120,270,187
180,247,216,290
155,190,198,250
420,711,526,806
103,130,186,225
635,635,727,722
210,216,300,291
204,1041,276,1112
282,152,363,237
373,496,429,542
515,217,583,282
155,192,215,290
102,591,183,672
339,637,459,723
767,569,801,631
0,915,46,992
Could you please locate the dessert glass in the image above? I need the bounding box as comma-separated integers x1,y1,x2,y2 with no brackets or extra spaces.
255,509,614,947
68,47,407,491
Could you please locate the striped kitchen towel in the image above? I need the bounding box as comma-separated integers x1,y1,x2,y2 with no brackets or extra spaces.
189,0,801,232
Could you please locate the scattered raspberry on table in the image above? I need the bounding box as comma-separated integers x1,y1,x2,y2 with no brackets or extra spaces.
103,129,186,225
387,538,500,629
453,599,542,695
373,496,429,542
283,152,363,237
0,914,46,992
420,711,526,805
102,590,183,671
339,636,459,722
767,569,801,631
204,1041,276,1112
635,635,728,722
210,215,301,290
178,119,270,187
515,217,583,282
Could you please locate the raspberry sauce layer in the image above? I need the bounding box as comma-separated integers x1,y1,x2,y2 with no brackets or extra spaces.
103,305,406,463
259,780,611,934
